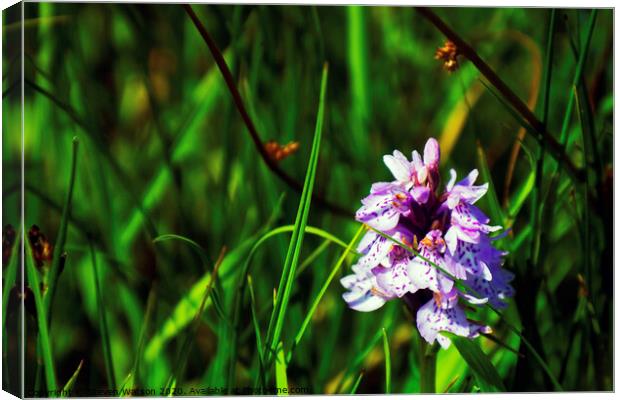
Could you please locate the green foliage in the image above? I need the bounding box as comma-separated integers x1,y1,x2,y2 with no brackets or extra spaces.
2,4,612,396
444,334,506,392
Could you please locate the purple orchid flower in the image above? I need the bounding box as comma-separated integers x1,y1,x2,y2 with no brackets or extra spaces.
341,138,514,348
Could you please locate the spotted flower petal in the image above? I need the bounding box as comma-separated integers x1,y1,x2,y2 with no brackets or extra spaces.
341,263,388,312
407,230,454,293
416,295,491,349
344,138,513,348
356,184,411,231
445,169,488,209
373,258,417,298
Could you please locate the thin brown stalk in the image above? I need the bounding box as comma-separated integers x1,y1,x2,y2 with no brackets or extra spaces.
416,7,585,184
183,4,351,217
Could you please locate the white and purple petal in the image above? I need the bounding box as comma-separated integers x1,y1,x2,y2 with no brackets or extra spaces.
383,150,413,184
423,138,440,168
373,258,417,298
356,186,411,231
407,230,454,293
416,298,491,349
341,264,388,312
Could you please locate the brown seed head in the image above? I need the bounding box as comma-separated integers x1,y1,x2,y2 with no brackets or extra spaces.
28,225,54,269
435,40,460,72
264,140,300,162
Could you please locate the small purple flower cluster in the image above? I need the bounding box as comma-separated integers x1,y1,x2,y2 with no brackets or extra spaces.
341,138,514,348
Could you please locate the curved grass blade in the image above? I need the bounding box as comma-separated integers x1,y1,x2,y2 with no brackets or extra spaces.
556,10,598,149
61,360,83,395
475,142,504,225
165,247,226,388
349,370,365,394
231,224,350,387
295,239,330,277
543,10,597,209
530,9,557,267
153,233,226,320
45,137,78,312
247,275,266,388
382,328,391,394
34,138,78,390
264,63,329,364
507,170,536,219
144,235,253,362
118,373,134,397
444,334,506,392
334,326,383,393
127,287,156,388
120,48,234,248
153,234,209,266
288,226,364,359
25,236,57,391
89,241,115,389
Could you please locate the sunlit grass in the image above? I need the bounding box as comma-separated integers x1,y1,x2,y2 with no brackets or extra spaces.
2,4,613,396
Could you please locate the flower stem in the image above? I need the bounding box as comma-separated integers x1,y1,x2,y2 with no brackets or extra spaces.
420,339,439,393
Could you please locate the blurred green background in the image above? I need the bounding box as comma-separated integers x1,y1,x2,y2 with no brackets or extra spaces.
2,4,613,395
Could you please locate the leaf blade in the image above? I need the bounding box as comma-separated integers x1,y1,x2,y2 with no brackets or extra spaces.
445,334,506,392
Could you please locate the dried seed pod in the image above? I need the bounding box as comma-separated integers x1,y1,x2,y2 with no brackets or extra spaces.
28,225,53,269
435,40,460,72
264,140,300,162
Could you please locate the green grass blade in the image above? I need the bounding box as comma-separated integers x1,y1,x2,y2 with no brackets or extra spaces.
128,287,157,387
507,170,536,219
118,373,134,397
247,275,266,386
557,10,598,148
153,233,227,320
444,334,506,392
543,10,597,209
231,224,349,386
275,342,288,396
249,225,353,259
382,328,391,394
89,242,116,389
475,141,505,225
1,226,18,391
2,226,20,331
265,63,329,361
33,136,77,392
165,248,226,388
25,236,57,391
349,370,365,394
335,327,384,393
420,341,438,393
153,234,210,265
118,49,235,250
61,360,83,395
45,137,78,313
347,6,369,155
295,239,330,277
144,234,254,362
288,226,364,358
529,9,556,266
